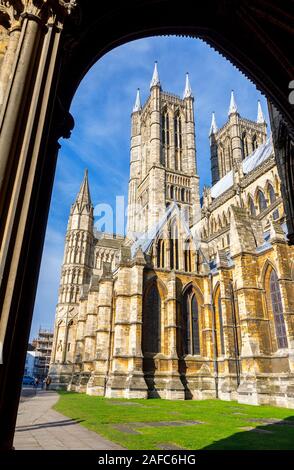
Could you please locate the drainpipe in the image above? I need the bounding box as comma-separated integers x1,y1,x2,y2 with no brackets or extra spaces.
209,272,219,399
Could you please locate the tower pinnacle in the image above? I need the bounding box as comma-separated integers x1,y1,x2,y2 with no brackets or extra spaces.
75,169,91,206
257,100,265,123
133,88,141,112
183,72,193,99
209,112,218,136
228,90,238,115
150,61,160,89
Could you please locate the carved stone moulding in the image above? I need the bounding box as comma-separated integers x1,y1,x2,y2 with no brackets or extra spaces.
0,0,77,29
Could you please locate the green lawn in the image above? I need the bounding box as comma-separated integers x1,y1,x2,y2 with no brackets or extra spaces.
54,391,294,450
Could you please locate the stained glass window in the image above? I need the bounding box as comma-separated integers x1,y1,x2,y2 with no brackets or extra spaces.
270,270,288,349
183,291,200,355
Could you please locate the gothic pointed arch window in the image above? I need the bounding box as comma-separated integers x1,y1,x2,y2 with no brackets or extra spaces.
162,108,169,166
157,238,165,268
265,267,288,350
225,137,232,171
241,131,248,159
170,185,174,200
252,134,258,151
174,111,182,171
170,219,179,270
219,146,225,178
273,208,279,220
142,280,162,354
181,187,185,202
248,195,256,216
184,238,193,272
257,189,267,212
182,287,200,355
268,183,276,204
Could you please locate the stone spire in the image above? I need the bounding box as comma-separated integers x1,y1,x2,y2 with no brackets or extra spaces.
133,88,141,112
228,90,238,115
150,61,160,88
209,112,218,136
75,169,92,207
257,100,265,123
183,72,193,99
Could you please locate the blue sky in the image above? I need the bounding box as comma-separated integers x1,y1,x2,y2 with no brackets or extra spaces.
30,36,269,340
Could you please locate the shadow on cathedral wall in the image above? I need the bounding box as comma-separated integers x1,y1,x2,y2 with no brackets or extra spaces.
200,416,294,450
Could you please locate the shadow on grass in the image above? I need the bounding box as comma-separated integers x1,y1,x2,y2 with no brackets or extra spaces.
201,416,294,450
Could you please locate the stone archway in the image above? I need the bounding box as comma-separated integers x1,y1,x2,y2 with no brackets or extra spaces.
0,0,293,450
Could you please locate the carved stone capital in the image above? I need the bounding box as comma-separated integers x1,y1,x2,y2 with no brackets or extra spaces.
0,1,23,30
19,0,77,24
58,0,76,15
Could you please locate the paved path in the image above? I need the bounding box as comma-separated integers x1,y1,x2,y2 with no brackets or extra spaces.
14,390,123,450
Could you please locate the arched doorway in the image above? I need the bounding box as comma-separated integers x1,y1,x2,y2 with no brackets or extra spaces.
0,0,293,450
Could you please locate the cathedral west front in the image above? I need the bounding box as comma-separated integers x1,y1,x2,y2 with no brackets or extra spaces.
49,63,294,408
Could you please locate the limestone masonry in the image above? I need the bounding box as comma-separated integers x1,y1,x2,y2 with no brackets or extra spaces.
49,64,294,407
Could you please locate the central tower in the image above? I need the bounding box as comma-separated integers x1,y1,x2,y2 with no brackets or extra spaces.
127,63,200,238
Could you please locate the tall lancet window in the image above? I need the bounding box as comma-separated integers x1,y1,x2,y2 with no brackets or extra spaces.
268,183,276,204
241,132,248,159
170,220,179,270
257,189,267,212
269,270,288,349
248,196,256,216
252,134,258,151
161,109,169,166
184,238,193,272
174,112,182,171
157,239,165,268
183,288,200,355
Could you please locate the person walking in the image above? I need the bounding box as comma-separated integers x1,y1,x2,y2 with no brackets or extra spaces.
45,376,51,391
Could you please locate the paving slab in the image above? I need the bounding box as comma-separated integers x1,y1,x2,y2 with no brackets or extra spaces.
13,390,124,450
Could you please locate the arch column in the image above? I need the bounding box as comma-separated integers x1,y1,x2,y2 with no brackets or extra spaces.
0,1,75,450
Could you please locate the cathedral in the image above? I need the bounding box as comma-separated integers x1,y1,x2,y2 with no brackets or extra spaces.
49,63,294,408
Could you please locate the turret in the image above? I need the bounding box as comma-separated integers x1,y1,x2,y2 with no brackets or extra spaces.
183,73,197,175
50,171,94,372
68,169,93,233
227,90,243,181
127,89,142,236
133,88,141,113
257,100,265,124
228,90,238,116
257,100,267,143
209,112,219,185
61,170,94,304
149,61,161,166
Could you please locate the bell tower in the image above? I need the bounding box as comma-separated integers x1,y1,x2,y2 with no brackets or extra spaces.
127,63,201,238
